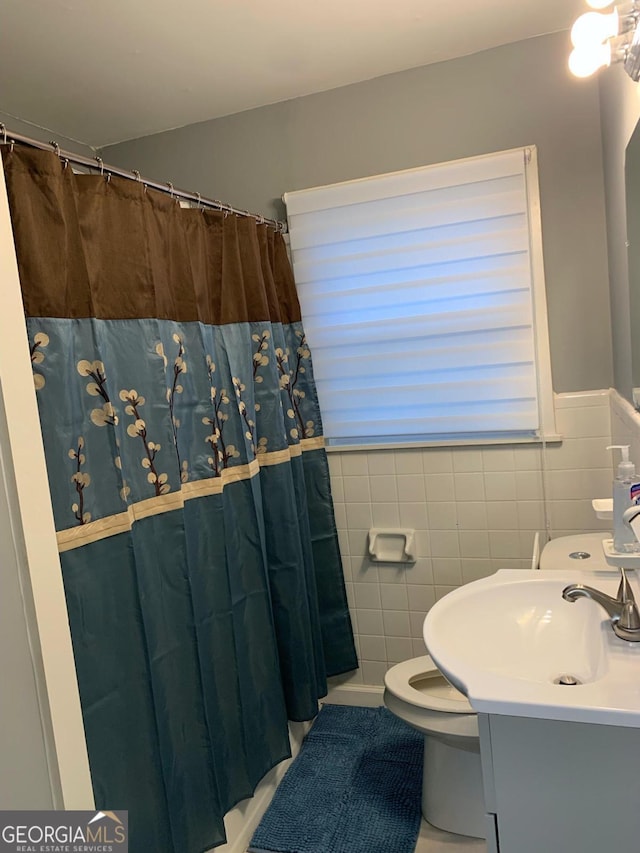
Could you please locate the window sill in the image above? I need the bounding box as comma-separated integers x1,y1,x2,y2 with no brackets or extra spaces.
324,434,563,452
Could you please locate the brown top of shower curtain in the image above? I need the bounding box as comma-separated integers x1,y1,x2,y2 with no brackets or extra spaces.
2,146,302,325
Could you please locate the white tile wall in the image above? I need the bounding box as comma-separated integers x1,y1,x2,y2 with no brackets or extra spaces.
329,389,615,689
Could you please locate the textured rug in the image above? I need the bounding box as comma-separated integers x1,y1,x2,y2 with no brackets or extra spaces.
249,704,423,853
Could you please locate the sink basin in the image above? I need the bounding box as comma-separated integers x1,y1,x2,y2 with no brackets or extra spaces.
424,569,640,727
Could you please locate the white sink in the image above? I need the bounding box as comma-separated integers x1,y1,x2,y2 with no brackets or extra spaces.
424,569,640,727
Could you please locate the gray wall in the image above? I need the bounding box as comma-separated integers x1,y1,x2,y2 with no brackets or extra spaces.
599,66,640,402
103,31,612,395
624,123,640,397
103,33,613,391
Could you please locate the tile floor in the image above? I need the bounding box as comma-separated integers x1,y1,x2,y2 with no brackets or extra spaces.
415,821,486,852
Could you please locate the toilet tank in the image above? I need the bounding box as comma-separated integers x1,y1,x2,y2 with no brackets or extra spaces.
539,533,610,571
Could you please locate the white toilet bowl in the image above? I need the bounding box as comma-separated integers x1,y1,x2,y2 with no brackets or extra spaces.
383,655,485,839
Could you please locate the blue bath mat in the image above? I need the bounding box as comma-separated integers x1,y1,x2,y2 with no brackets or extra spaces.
249,704,423,853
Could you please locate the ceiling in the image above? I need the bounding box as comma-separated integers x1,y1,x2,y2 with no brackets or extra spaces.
0,0,584,149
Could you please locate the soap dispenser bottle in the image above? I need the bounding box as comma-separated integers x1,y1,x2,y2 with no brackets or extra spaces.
607,445,640,553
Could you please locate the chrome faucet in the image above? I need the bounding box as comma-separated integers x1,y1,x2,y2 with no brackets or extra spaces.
562,568,640,642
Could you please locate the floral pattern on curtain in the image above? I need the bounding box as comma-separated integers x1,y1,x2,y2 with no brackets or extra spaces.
3,146,357,853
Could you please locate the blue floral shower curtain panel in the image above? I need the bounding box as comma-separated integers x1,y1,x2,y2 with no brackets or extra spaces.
3,146,357,853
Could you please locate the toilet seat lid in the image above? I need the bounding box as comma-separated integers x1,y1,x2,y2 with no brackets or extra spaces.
384,655,474,714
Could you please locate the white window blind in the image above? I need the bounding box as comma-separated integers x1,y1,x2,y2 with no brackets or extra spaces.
283,147,555,448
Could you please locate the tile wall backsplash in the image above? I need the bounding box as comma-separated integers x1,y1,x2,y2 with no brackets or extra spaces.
328,389,614,688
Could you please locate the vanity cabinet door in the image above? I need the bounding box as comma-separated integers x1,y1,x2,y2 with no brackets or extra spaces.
486,714,640,853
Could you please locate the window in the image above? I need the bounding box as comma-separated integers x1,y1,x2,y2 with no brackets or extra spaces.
283,147,556,449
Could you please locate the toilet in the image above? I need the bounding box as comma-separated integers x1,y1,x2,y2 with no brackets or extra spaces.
383,655,484,838
383,531,613,840
538,531,609,571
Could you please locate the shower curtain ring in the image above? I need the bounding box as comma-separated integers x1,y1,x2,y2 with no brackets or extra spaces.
132,169,142,182
167,182,175,199
50,141,61,158
195,192,202,210
0,124,6,144
95,156,104,175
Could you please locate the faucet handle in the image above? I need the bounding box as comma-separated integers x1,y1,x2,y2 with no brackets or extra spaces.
617,567,637,605
615,569,640,637
620,600,640,631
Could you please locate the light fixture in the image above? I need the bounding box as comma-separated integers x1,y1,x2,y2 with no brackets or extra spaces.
569,41,613,76
571,9,620,47
568,1,640,81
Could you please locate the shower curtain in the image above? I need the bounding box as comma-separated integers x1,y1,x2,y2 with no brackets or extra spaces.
2,146,357,853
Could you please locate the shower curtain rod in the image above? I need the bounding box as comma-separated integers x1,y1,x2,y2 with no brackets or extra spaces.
0,123,288,233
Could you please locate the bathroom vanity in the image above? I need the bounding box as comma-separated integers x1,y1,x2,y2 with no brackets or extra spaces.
424,568,640,853
478,713,640,852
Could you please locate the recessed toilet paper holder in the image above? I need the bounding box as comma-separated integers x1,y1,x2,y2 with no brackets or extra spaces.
368,528,416,563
